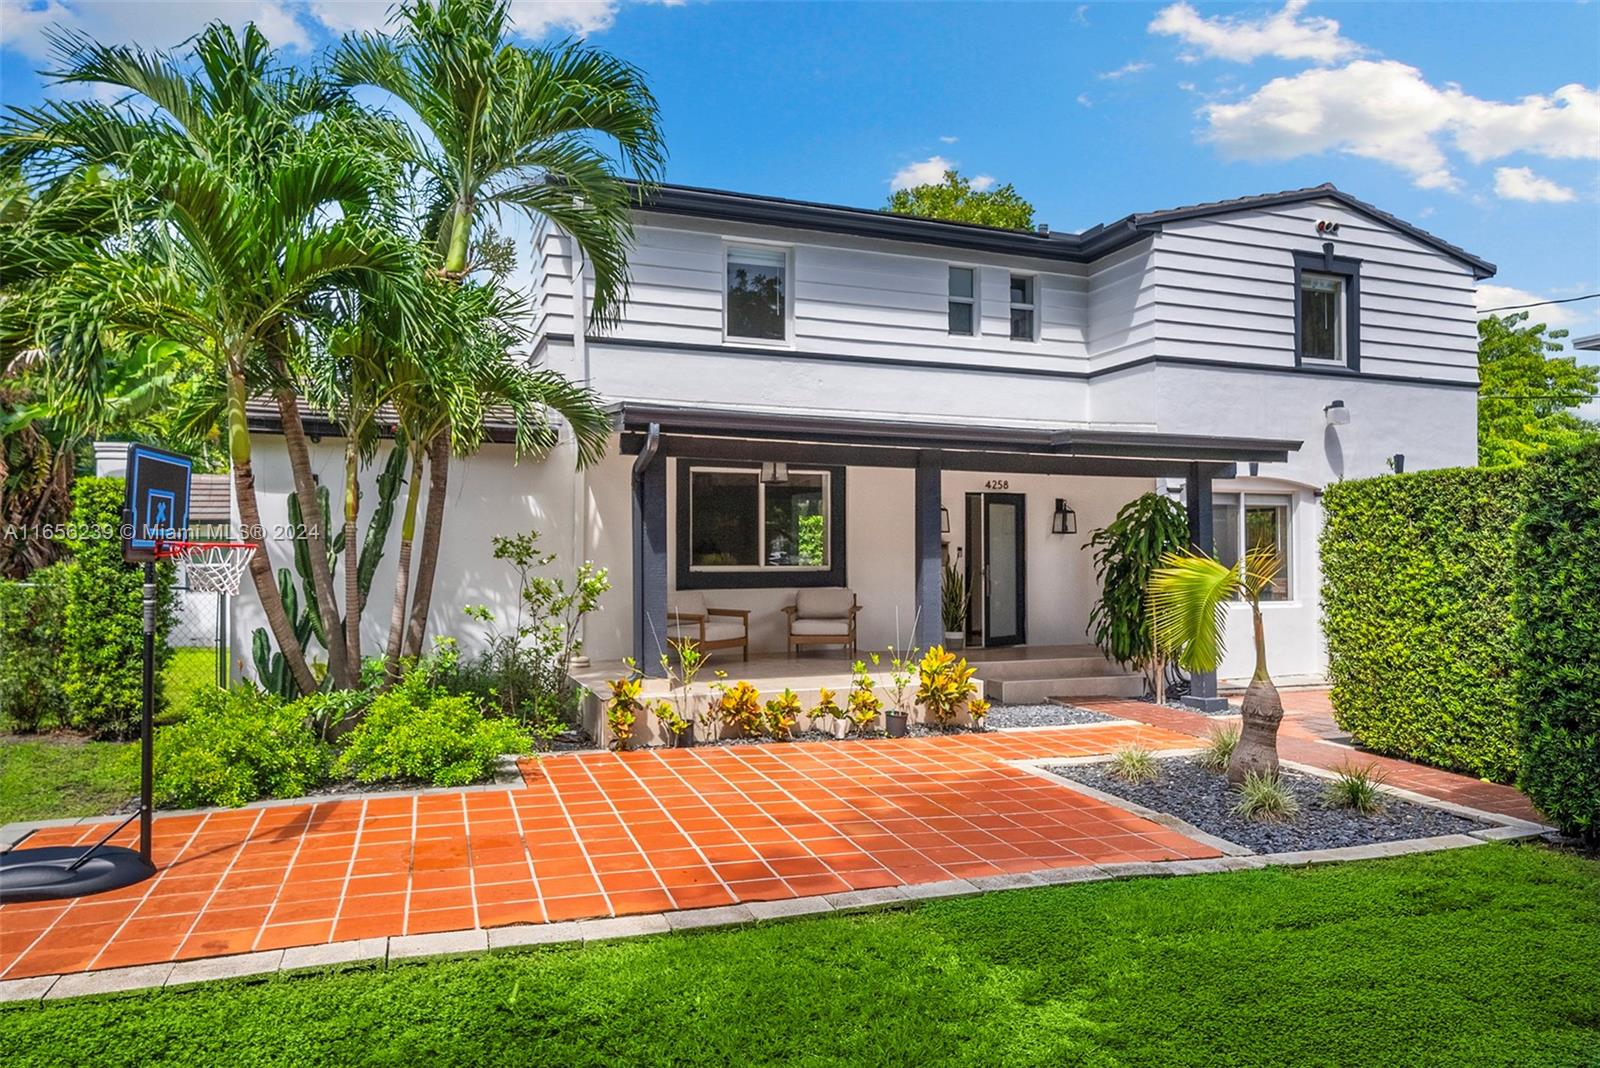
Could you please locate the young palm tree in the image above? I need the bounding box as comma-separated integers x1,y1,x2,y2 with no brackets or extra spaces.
1148,546,1286,783
332,0,662,656
2,26,423,695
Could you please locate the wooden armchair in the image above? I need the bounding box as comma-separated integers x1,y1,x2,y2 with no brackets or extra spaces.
783,588,859,659
667,591,749,661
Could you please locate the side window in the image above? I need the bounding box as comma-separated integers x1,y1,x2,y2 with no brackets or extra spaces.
726,245,789,342
1008,274,1036,341
1211,492,1292,601
948,266,976,336
1293,248,1360,370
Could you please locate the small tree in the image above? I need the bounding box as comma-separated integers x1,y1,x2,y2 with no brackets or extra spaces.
885,169,1034,231
1149,547,1284,784
1085,493,1191,697
1478,311,1599,467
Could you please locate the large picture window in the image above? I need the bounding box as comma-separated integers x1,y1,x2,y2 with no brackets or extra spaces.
726,245,788,342
677,461,847,589
1211,492,1292,601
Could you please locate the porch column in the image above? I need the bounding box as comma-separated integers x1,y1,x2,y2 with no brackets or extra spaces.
1182,462,1228,712
913,452,943,653
632,428,668,677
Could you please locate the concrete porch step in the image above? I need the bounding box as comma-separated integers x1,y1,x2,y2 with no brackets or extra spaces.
966,654,1131,681
986,673,1146,704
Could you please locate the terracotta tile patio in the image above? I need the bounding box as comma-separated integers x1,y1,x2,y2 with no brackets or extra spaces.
0,721,1209,982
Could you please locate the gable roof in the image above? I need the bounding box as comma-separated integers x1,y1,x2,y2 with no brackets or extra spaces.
629,181,1496,279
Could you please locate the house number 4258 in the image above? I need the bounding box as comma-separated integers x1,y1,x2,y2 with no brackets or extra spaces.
984,479,1009,490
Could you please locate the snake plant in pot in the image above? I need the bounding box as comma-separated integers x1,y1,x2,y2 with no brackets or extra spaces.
1148,545,1285,784
941,552,969,650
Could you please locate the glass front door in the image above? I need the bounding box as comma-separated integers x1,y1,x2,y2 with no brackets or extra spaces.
965,492,1026,647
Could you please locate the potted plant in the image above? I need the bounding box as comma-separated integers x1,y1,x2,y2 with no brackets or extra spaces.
814,687,848,739
603,666,645,750
941,553,968,650
916,645,978,731
764,688,802,740
712,677,763,738
847,661,883,736
968,696,991,731
882,647,919,737
659,641,705,747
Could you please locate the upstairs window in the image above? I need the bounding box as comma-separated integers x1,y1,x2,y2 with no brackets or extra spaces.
948,266,976,336
1009,274,1036,341
1299,273,1345,363
726,245,788,342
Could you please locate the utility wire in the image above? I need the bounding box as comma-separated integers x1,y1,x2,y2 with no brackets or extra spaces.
1480,292,1600,313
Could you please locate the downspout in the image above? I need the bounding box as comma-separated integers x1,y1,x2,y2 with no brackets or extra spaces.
568,230,594,668
631,421,661,672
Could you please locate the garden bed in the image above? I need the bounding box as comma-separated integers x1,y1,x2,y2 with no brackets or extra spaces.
1049,756,1488,854
983,702,1118,729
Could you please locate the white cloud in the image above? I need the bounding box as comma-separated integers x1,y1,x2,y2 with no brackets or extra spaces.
305,0,621,37
889,155,954,191
1150,0,1362,65
1073,4,1089,27
1475,284,1583,329
1493,166,1577,203
1200,59,1600,191
938,134,958,144
970,174,995,192
0,0,313,57
1076,92,1092,108
1097,60,1150,80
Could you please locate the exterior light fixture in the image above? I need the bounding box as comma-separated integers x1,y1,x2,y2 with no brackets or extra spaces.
940,507,951,534
1051,499,1077,535
1324,399,1350,426
1391,453,1406,474
759,461,789,484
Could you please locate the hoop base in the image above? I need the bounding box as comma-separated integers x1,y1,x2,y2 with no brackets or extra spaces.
0,846,155,904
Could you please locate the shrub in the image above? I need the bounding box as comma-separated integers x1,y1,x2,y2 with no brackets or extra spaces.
916,645,977,729
1514,442,1600,842
812,687,844,734
1232,771,1299,823
1196,724,1240,773
713,679,763,737
604,674,644,750
1324,763,1388,815
1321,466,1526,782
1085,492,1192,687
0,565,69,731
967,697,990,730
155,686,329,808
60,477,176,738
1108,744,1158,784
336,651,532,787
764,688,802,739
847,660,882,734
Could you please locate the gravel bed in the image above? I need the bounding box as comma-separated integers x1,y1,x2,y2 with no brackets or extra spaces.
1050,756,1487,854
984,702,1119,729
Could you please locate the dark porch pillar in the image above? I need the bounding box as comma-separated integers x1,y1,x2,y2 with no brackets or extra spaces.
913,452,943,653
632,428,668,677
1182,462,1228,712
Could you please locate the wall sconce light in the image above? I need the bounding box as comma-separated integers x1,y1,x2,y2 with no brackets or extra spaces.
1324,399,1350,426
1391,453,1406,474
759,461,789,484
940,507,951,534
1051,499,1077,535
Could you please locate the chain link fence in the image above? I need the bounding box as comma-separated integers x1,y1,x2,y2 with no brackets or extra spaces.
160,584,232,723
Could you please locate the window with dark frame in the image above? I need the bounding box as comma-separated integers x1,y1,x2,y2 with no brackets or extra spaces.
726,245,788,341
1299,272,1344,363
948,266,975,335
688,467,829,571
1211,492,1291,601
1009,274,1036,341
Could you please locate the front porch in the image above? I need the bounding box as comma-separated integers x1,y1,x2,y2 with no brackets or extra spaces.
618,401,1302,715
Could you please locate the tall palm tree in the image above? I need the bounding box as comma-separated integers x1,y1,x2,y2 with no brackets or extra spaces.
332,0,663,656
2,25,423,695
1148,546,1286,783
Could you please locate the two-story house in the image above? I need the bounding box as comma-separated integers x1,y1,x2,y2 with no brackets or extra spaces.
237,181,1492,713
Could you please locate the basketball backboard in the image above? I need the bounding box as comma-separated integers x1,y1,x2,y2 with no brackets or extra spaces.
122,444,193,562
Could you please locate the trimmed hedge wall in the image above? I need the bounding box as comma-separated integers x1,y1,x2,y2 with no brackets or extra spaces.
1513,443,1600,841
1321,466,1527,783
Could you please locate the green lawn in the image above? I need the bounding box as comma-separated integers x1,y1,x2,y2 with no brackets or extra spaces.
0,735,137,824
2,844,1596,1066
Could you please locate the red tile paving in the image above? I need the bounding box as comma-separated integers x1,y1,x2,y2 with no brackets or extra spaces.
0,721,1209,983
1078,689,1547,824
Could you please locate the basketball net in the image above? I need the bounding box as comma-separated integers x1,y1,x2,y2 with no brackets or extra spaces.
154,541,258,595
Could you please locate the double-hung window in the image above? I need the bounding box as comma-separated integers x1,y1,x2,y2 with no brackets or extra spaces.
726,245,788,342
1293,248,1360,370
688,467,830,571
1212,493,1292,601
1009,274,1036,341
948,266,976,335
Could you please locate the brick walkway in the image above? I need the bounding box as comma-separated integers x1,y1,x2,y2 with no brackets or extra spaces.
1077,690,1545,824
0,722,1209,983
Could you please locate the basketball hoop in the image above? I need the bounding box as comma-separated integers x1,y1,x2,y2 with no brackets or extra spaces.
154,540,258,595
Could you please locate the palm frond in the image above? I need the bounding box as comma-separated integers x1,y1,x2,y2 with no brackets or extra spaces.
1147,551,1241,673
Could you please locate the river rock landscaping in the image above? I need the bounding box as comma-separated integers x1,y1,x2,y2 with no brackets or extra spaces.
1051,756,1489,854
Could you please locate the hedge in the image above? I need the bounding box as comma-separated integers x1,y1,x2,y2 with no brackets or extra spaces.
0,563,70,731
1513,443,1600,841
1321,465,1527,783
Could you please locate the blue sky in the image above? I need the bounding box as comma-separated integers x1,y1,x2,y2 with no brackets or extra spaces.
4,0,1598,361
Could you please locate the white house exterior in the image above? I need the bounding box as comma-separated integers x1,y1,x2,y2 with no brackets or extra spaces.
233,182,1491,705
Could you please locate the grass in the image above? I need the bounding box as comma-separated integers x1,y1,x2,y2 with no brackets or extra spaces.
0,735,137,824
2,844,1596,1066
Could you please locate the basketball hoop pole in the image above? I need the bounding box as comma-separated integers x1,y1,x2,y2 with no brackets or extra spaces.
139,558,156,865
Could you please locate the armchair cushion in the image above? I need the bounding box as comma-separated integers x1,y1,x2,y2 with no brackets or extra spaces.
789,618,853,637
669,620,746,643
670,591,709,618
794,588,855,619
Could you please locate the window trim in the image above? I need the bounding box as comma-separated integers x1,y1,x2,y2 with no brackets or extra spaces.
947,264,978,337
675,459,847,590
1008,272,1038,342
723,240,794,347
1292,245,1361,372
1212,491,1294,602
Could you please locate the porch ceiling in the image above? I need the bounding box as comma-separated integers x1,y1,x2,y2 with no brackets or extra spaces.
614,401,1300,476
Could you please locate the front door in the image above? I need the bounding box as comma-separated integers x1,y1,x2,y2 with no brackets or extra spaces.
964,492,1026,647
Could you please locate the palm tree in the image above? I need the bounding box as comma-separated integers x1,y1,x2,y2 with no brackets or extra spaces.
2,25,423,695
332,0,663,656
1148,546,1286,783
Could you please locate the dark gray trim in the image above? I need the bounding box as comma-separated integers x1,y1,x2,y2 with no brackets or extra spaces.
1292,245,1362,373
632,425,668,677
628,180,1495,279
981,492,1028,648
546,334,1481,391
1182,463,1227,712
913,455,943,652
673,458,847,591
615,402,1299,464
